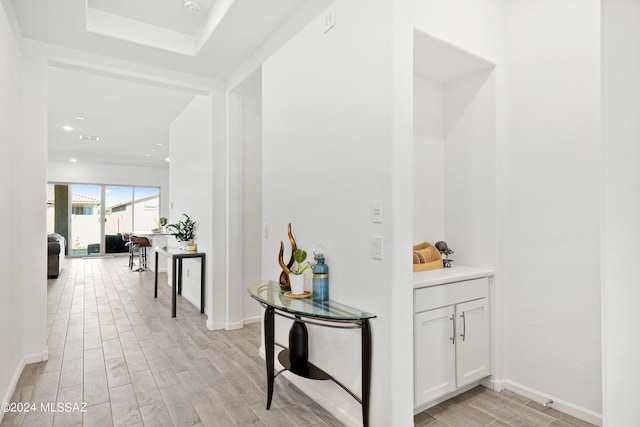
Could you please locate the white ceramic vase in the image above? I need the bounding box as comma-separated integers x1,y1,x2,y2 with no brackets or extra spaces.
289,273,305,295
178,241,191,251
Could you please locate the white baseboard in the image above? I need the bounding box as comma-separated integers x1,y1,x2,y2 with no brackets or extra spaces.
181,293,201,311
258,346,360,427
206,319,225,331
503,380,602,426
224,316,261,330
225,320,244,330
1,349,48,424
24,347,48,364
1,360,24,424
243,315,261,325
481,376,504,392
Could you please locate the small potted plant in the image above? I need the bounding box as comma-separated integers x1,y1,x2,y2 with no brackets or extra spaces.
289,248,312,294
167,214,197,251
153,216,168,233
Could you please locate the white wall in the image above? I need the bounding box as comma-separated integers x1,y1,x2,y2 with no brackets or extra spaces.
169,94,227,330
413,75,445,243
47,161,170,219
21,27,49,372
0,1,26,415
502,0,602,420
262,1,413,425
601,1,640,425
241,87,262,323
413,0,503,65
227,71,263,328
413,1,602,423
413,66,497,269
444,69,496,268
413,0,506,397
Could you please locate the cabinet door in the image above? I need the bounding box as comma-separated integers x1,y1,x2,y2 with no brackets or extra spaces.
414,306,456,407
455,298,490,387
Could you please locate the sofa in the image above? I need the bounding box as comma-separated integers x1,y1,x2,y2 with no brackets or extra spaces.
47,233,66,278
105,234,128,253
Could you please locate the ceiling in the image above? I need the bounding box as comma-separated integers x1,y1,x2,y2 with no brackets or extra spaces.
10,0,317,79
87,0,216,37
8,0,329,169
47,67,196,168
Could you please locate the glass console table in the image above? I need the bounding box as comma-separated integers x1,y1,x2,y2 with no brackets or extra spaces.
248,280,376,427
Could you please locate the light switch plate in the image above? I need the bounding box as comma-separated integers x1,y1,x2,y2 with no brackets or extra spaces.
371,201,382,223
371,236,383,260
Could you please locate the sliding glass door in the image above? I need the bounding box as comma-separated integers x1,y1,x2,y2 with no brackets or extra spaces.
105,186,133,254
70,184,102,256
47,182,161,257
133,187,161,232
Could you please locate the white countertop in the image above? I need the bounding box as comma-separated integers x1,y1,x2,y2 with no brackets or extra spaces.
413,265,494,289
131,231,171,236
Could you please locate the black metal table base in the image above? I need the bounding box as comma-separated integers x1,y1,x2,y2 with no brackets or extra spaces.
154,249,206,318
263,307,372,427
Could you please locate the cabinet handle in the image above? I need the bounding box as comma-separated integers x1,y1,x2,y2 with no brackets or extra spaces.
450,315,455,345
460,312,466,341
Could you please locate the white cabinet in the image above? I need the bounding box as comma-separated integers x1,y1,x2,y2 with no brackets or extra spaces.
414,272,491,410
456,298,490,387
414,305,457,404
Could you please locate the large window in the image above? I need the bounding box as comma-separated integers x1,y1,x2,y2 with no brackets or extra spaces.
47,183,161,257
72,206,94,215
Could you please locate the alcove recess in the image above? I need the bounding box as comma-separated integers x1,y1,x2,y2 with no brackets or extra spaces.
413,30,497,269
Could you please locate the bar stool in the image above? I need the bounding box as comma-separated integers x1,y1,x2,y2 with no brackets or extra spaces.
122,234,134,269
130,235,151,272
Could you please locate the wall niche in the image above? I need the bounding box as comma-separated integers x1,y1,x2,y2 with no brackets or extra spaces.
413,30,497,268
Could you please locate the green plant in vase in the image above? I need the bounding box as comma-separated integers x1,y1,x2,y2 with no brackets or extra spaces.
167,214,197,250
289,249,312,294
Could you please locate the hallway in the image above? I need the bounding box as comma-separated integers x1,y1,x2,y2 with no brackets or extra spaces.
1,257,342,426
1,257,597,427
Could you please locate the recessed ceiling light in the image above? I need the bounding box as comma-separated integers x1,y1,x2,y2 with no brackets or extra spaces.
75,117,85,121
62,125,74,131
151,149,157,152
183,0,201,14
156,143,163,146
70,158,78,163
145,154,152,157
165,157,170,162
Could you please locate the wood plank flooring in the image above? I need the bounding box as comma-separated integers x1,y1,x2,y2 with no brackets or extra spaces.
414,386,596,427
1,257,597,427
1,256,342,427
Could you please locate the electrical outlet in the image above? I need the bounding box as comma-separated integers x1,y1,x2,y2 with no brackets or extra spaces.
186,269,190,277
264,223,270,238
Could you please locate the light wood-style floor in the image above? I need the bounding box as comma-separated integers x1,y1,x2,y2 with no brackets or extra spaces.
1,257,596,427
414,386,596,427
1,256,342,427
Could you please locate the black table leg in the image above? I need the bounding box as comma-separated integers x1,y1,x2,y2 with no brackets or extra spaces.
154,251,159,298
362,319,372,427
171,258,177,318
264,306,275,410
200,254,205,314
178,259,183,295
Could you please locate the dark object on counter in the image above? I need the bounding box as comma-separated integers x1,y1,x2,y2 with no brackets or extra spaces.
435,241,454,268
